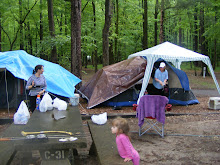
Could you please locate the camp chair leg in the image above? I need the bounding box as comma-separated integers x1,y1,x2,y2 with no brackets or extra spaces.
139,119,164,138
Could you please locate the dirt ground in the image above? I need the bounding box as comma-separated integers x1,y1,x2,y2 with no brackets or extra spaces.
0,68,220,164
79,69,220,164
129,110,220,164
78,96,220,165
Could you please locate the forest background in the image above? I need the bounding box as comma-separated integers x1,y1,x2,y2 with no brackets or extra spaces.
0,0,220,85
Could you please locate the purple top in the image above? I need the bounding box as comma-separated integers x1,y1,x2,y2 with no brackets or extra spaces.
136,95,168,126
26,74,47,96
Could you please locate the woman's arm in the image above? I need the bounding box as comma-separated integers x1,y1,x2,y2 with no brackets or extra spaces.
26,77,35,90
155,78,164,86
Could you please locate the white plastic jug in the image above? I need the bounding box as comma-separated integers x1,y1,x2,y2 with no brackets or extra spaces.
70,94,80,106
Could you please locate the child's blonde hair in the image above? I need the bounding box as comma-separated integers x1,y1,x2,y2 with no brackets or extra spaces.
112,117,130,136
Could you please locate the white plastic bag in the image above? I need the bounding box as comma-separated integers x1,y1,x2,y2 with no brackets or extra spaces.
91,112,107,125
14,101,30,124
43,93,53,110
39,93,53,112
53,98,60,109
53,98,67,111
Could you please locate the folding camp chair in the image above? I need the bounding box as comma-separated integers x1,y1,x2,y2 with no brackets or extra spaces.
136,95,168,138
139,116,165,137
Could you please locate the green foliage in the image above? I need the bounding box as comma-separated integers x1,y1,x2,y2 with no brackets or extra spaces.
0,0,219,70
36,35,71,55
181,62,220,72
86,64,103,70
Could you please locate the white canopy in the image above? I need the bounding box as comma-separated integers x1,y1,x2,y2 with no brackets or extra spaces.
128,42,220,103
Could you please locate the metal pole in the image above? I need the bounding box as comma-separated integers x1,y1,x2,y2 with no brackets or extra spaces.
203,67,206,78
4,69,10,116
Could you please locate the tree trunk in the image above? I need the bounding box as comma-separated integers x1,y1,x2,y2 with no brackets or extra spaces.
60,13,64,56
115,0,119,62
65,2,68,36
60,13,63,34
174,20,178,44
27,0,32,54
109,37,114,64
193,5,199,69
213,0,217,70
47,0,58,63
92,1,98,72
0,11,2,51
40,0,43,42
154,0,159,46
71,0,82,84
143,0,148,49
199,6,209,76
199,7,206,55
193,6,198,52
35,30,38,54
39,0,46,59
19,0,24,50
102,0,111,67
178,17,182,46
159,0,164,43
27,23,33,54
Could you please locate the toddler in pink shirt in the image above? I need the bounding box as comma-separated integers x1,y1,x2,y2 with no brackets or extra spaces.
111,117,140,165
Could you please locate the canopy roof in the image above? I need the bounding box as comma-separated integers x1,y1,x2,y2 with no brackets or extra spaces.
128,42,220,103
0,50,81,98
129,41,210,67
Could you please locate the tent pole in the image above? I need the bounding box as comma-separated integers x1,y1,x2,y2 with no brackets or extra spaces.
205,60,220,94
24,80,29,109
4,69,10,116
137,57,156,104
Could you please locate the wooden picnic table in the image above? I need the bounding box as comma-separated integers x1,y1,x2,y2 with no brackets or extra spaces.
0,106,87,165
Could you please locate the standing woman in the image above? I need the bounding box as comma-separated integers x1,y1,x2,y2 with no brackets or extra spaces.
26,65,47,112
152,62,168,96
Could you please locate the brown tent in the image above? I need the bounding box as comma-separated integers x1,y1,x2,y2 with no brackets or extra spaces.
79,56,147,108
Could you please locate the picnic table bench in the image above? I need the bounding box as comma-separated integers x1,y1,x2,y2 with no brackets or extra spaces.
0,141,16,165
88,120,133,165
0,106,87,165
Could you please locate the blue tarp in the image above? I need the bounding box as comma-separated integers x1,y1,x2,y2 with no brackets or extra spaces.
0,50,81,98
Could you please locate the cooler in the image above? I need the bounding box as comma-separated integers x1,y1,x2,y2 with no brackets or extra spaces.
208,97,220,110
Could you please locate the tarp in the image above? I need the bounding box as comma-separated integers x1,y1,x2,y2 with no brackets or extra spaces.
79,56,147,108
128,42,220,103
0,50,81,98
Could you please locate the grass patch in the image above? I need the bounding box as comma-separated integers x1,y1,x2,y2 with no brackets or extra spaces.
188,74,217,89
189,79,216,89
181,62,220,72
86,64,103,70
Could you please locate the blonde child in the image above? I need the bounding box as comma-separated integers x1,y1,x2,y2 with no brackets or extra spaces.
111,117,140,165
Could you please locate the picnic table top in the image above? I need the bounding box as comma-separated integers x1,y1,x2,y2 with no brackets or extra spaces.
0,106,87,164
